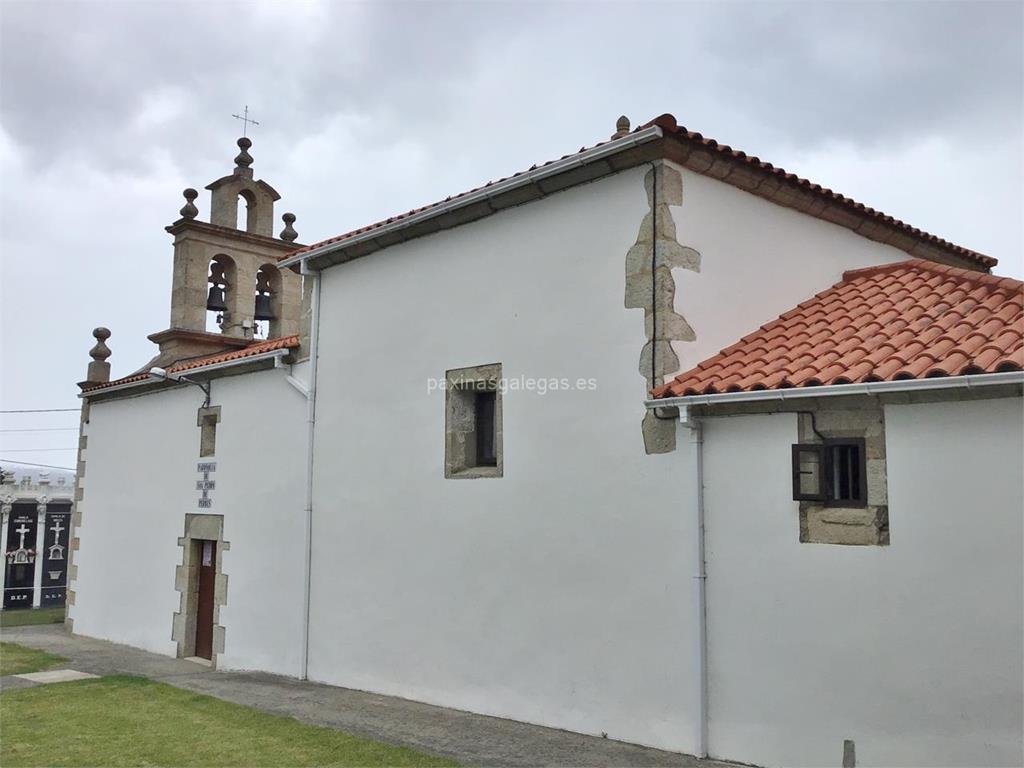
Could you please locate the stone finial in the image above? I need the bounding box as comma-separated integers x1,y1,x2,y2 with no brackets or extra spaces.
180,188,199,219
612,115,631,140
234,137,254,175
279,212,298,242
86,327,111,384
90,328,111,362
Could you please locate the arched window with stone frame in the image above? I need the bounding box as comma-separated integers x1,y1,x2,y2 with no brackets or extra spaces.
206,255,236,334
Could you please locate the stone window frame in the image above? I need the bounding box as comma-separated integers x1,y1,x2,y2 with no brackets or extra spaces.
198,406,221,458
794,407,889,547
444,363,503,479
171,513,229,665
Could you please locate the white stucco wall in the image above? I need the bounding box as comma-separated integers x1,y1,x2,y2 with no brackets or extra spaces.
671,168,907,375
702,398,1023,767
307,163,920,753
69,367,307,677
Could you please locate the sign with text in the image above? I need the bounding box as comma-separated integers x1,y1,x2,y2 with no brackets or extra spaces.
196,462,216,510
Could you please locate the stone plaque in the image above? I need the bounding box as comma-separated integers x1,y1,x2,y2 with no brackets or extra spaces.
41,504,71,607
4,504,37,609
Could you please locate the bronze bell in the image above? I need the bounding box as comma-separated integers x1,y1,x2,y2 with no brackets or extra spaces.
206,284,227,313
254,292,274,321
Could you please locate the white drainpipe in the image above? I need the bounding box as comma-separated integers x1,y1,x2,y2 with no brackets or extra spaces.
298,262,322,681
679,409,709,757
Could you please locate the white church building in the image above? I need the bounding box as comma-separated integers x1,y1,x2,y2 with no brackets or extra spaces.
68,114,1023,767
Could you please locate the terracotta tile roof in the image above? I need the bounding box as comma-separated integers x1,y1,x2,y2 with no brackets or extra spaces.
284,113,995,270
653,260,1023,398
82,335,300,393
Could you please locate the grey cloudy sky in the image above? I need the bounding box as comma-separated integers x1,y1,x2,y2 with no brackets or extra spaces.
1,0,1021,469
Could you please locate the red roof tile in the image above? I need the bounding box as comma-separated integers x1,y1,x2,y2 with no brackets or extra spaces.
82,335,300,393
653,261,1023,398
284,113,995,270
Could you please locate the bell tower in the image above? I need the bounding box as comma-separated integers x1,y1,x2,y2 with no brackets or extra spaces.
148,137,304,367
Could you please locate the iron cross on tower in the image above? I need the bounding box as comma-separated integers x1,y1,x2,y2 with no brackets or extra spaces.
232,105,260,137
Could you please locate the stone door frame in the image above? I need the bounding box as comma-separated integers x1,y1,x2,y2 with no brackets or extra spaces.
172,513,229,665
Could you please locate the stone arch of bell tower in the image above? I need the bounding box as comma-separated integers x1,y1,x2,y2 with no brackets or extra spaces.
255,263,284,339
207,138,278,237
147,137,305,367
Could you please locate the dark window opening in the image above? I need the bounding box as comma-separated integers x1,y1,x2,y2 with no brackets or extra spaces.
444,363,502,479
474,390,497,467
792,438,866,507
828,442,862,504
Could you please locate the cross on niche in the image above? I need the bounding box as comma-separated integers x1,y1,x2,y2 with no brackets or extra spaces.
14,522,30,550
50,518,64,542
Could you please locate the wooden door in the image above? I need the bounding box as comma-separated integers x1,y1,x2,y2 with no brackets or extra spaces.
194,540,216,660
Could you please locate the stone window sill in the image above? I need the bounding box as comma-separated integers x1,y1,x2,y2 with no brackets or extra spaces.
446,466,502,480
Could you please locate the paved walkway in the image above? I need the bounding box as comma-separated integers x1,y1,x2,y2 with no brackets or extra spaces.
1,624,730,768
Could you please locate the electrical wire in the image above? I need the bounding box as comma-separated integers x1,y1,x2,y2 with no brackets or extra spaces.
0,428,79,433
0,460,75,471
0,448,77,453
0,408,79,414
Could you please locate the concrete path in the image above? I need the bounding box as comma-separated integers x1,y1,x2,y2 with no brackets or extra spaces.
13,669,99,684
1,624,730,768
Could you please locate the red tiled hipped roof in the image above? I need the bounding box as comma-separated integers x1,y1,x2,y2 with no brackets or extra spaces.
653,260,1023,398
82,335,300,393
284,113,995,270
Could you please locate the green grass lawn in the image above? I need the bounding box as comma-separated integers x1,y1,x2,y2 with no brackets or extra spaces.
1,675,459,767
0,642,67,676
0,607,66,628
